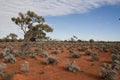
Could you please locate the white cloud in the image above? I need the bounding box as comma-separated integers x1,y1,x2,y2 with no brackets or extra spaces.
0,0,120,38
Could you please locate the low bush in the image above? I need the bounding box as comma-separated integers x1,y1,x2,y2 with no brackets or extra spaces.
66,61,81,72
0,63,7,76
70,52,81,58
2,73,13,80
99,64,119,80
111,50,120,70
85,50,92,55
3,54,16,64
21,61,29,73
45,56,59,65
51,50,59,54
40,51,49,58
91,52,99,61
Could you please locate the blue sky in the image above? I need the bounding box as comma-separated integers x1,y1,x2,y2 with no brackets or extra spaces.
45,5,120,41
0,0,120,41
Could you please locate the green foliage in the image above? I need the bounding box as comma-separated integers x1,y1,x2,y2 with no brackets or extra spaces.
11,10,53,41
89,39,94,43
8,33,18,41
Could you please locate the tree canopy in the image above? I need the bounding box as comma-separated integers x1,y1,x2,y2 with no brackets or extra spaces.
11,10,53,41
8,33,18,40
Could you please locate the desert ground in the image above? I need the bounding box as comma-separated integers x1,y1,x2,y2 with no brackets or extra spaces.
0,41,120,80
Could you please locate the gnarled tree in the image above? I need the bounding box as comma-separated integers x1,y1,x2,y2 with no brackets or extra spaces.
11,10,53,41
11,11,53,54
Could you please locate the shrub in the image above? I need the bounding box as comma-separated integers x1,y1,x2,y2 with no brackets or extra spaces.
99,64,119,80
45,56,59,65
29,54,36,58
69,48,74,53
3,54,16,64
2,47,11,57
29,53,37,59
13,50,20,56
70,52,81,58
100,45,109,52
111,50,120,70
91,52,99,61
89,39,94,43
77,47,86,51
1,47,16,64
51,50,59,54
40,51,49,58
0,63,7,76
2,73,13,80
85,50,92,55
21,61,29,73
66,61,81,72
112,60,120,70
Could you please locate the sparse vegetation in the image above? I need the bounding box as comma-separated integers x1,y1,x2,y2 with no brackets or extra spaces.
0,63,7,76
40,51,49,58
2,73,13,80
91,52,99,61
70,52,81,58
51,50,59,54
45,56,59,65
85,49,92,55
99,64,119,80
111,50,120,70
21,61,29,73
0,10,119,80
66,61,81,72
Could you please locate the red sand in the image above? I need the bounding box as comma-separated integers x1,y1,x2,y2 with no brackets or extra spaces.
0,43,120,80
